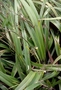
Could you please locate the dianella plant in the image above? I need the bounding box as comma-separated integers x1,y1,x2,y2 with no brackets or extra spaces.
0,0,61,90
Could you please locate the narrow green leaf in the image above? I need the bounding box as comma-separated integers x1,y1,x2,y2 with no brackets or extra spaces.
0,71,19,87
22,30,31,73
15,71,36,90
53,55,61,64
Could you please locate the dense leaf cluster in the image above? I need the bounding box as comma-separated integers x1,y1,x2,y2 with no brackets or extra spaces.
0,0,61,90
